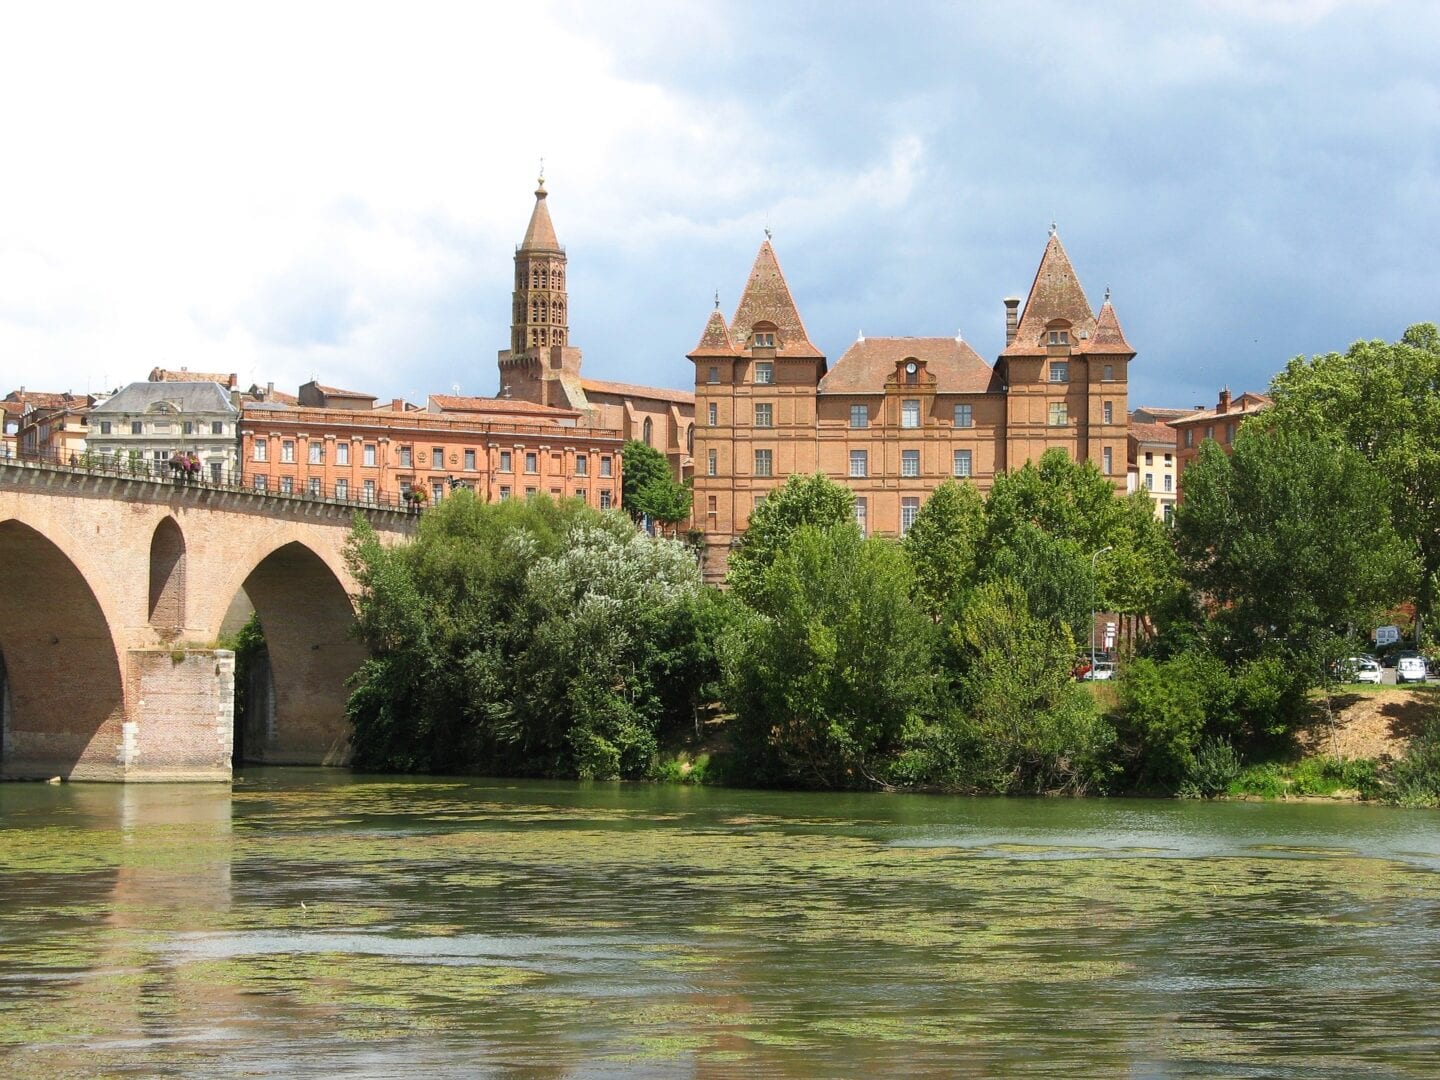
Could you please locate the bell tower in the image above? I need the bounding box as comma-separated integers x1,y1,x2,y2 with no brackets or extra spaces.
497,173,586,409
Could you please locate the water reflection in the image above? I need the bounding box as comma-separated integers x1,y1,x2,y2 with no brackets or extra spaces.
1,772,1439,1076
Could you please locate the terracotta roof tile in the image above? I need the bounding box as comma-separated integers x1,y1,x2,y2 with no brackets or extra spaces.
1083,299,1134,355
1131,406,1194,422
1169,392,1272,427
1129,421,1178,446
4,390,79,409
729,240,823,359
314,385,376,399
428,394,581,417
690,309,738,357
1003,232,1096,356
148,366,235,386
520,181,561,252
581,379,695,405
820,336,999,394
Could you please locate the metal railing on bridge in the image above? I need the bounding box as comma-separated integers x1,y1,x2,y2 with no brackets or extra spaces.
1,447,424,513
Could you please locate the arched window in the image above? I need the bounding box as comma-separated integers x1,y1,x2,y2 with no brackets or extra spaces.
686,424,694,454
643,417,653,446
554,268,564,288
554,301,564,321
552,329,564,345
538,299,548,323
540,267,549,289
531,300,540,321
531,267,541,287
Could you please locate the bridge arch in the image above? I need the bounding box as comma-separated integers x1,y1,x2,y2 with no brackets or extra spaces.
148,516,187,637
0,520,127,778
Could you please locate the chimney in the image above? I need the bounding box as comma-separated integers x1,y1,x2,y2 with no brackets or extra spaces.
1004,298,1020,345
1217,388,1231,415
392,398,405,412
228,373,238,389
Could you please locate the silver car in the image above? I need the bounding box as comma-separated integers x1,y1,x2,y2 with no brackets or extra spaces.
1397,655,1428,684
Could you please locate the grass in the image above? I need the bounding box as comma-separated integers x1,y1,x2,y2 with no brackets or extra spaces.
1228,756,1382,800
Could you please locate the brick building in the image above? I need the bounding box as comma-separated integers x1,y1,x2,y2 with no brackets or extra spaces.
496,178,695,478
239,401,623,510
1169,388,1271,495
689,230,1134,579
7,390,94,464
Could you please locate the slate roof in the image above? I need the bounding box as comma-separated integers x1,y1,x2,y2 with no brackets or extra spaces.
581,379,695,405
91,381,237,414
820,336,1000,394
729,241,823,359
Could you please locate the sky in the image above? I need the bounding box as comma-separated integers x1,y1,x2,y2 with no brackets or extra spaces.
1,0,1437,412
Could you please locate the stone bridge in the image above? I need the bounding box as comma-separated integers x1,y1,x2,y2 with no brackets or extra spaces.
0,460,414,781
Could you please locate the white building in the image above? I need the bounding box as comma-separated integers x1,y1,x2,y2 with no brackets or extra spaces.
87,382,240,481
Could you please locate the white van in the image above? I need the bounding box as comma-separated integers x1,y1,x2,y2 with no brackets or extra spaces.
1396,655,1428,684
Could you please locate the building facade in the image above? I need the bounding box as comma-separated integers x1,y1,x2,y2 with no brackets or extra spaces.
495,179,695,479
1127,414,1180,521
1169,388,1271,495
239,403,623,510
689,231,1134,580
87,382,240,480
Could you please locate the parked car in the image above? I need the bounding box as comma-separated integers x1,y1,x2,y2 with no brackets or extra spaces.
1342,656,1383,684
1084,661,1116,682
1396,655,1428,684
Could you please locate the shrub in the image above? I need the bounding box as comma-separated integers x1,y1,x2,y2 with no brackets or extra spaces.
1177,737,1241,799
1387,721,1440,807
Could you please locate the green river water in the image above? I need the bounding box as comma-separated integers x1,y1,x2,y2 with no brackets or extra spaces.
2,769,1439,1077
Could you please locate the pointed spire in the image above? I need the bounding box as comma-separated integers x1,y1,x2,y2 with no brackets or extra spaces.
729,240,822,358
1004,231,1096,355
1088,295,1134,355
691,307,738,357
520,176,561,252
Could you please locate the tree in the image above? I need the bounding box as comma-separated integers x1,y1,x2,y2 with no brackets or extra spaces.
1268,323,1440,629
726,473,855,603
902,478,985,620
721,523,936,788
1173,427,1416,688
639,474,693,536
619,439,673,522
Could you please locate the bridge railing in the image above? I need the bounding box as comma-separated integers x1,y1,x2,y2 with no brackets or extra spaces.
1,447,424,513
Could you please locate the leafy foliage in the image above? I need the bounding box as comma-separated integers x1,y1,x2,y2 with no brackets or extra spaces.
619,439,690,527
901,478,985,621
726,473,855,603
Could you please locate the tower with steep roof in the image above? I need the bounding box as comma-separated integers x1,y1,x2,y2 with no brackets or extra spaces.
998,230,1132,485
497,176,587,410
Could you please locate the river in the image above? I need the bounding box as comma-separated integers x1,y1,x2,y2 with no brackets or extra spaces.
2,769,1439,1076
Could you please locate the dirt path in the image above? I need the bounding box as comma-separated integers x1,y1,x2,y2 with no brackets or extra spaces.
1297,687,1438,760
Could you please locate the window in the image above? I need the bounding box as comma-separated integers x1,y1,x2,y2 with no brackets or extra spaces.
500,486,511,501
754,402,773,428
854,497,867,537
432,448,444,469
1048,329,1070,345
643,417,653,445
849,449,867,478
499,450,512,472
281,440,295,463
461,448,474,471
308,477,321,496
954,404,972,428
309,442,323,464
526,487,536,497
1144,452,1153,466
363,479,375,503
754,449,772,477
1164,503,1175,524
600,490,612,509
337,442,350,466
279,476,293,494
901,400,920,429
707,366,719,384
707,449,717,476
708,402,718,426
1164,474,1173,493
364,444,377,466
901,497,920,536
210,462,222,483
212,421,224,435
575,488,586,500
253,475,268,493
953,449,971,478
1144,472,1153,490
707,495,717,515
1205,425,1214,441
1226,422,1235,444
132,421,143,434
1103,447,1113,475
1103,364,1114,381
901,449,919,477
1049,361,1069,383
600,456,612,477
525,452,537,473
576,453,588,476
1184,429,1194,448
850,404,869,429
432,482,444,504
399,445,413,468
754,362,773,384
1164,453,1172,464
753,332,775,348
183,421,194,435
1103,401,1113,425
254,438,268,462
1049,402,1068,426
336,478,348,500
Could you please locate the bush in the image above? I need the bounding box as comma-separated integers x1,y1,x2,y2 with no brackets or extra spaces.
1387,721,1440,807
1290,756,1380,798
1177,737,1241,799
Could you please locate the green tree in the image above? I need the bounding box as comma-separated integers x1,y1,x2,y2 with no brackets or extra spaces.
1173,427,1416,694
1268,323,1440,627
721,524,936,788
902,478,985,620
726,473,855,603
619,439,673,522
639,473,693,536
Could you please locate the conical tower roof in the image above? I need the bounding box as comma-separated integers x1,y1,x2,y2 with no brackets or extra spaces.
1085,297,1134,355
729,240,822,358
1003,231,1096,355
690,307,738,357
520,178,561,252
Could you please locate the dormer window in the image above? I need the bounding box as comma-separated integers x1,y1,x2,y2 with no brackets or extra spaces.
904,360,918,385
753,331,775,348
1048,329,1070,345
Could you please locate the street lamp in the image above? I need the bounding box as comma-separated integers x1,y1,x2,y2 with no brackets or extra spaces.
1090,546,1112,678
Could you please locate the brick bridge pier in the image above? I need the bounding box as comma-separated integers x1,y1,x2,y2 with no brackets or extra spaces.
0,461,413,781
